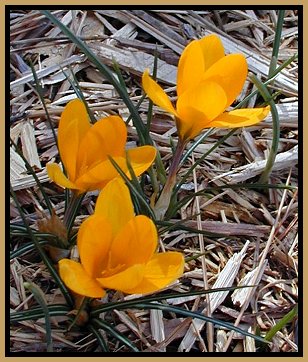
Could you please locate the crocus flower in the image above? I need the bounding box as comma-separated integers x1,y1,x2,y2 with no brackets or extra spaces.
142,34,270,142
58,178,184,298
47,99,156,193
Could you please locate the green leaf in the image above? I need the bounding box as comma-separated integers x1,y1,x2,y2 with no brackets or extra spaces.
128,302,267,345
250,74,280,184
87,323,109,352
10,304,70,323
107,155,156,219
10,138,53,216
264,304,298,342
62,66,96,123
90,285,253,317
10,185,74,307
268,10,285,80
40,10,147,146
24,282,53,352
91,318,139,352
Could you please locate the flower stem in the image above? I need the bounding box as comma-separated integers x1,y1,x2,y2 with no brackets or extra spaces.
154,140,187,220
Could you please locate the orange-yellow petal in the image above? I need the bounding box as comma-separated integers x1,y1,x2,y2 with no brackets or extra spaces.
74,157,126,191
59,259,105,298
176,80,227,141
46,163,81,190
210,106,270,128
77,215,113,278
76,115,127,174
126,145,157,177
142,70,177,116
203,54,248,109
97,264,145,292
198,34,225,71
94,178,134,236
177,80,227,121
58,99,91,181
109,215,158,268
123,252,185,294
175,106,210,141
177,34,225,96
74,145,156,192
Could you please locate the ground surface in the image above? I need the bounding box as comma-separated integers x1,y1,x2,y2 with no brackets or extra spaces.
10,9,299,353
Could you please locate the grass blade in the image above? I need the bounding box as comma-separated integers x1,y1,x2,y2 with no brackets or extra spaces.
10,304,70,323
268,10,285,79
108,155,156,219
130,302,267,345
40,10,147,145
264,304,298,342
10,138,53,215
87,323,109,352
90,285,253,317
23,282,53,352
91,318,139,352
250,75,280,184
10,184,74,307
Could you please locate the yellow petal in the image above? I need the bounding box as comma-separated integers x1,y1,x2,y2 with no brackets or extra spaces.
97,264,145,292
198,34,225,71
177,39,205,96
126,145,157,177
75,145,156,191
177,34,225,96
203,54,248,108
210,106,270,128
58,99,91,181
46,163,81,190
109,215,158,269
74,157,126,191
176,80,227,141
142,70,177,116
175,106,210,141
123,252,184,294
77,215,113,278
94,178,134,236
177,80,227,121
59,259,105,298
76,115,127,174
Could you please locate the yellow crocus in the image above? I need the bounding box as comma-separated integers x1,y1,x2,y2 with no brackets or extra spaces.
47,99,156,193
142,34,270,142
59,178,184,298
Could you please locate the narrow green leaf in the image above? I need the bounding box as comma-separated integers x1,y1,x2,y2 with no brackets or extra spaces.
63,192,85,242
10,304,70,323
68,297,89,331
146,46,158,132
87,323,109,352
24,282,53,352
169,183,295,216
62,66,96,123
180,128,213,166
250,75,280,184
91,285,253,317
10,240,49,259
156,219,225,238
107,155,156,219
264,304,298,342
10,184,74,307
91,318,139,352
10,138,53,215
268,10,285,80
131,302,267,345
29,62,58,152
40,10,147,145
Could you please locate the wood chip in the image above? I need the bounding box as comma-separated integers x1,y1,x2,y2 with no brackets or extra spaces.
178,241,250,352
